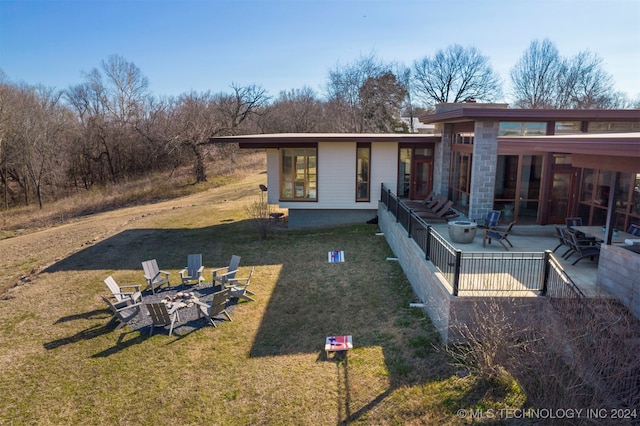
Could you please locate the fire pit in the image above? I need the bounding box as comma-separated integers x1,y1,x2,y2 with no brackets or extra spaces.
448,220,478,244
162,292,198,310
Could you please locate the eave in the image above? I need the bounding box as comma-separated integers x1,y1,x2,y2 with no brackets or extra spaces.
209,133,440,148
420,108,640,124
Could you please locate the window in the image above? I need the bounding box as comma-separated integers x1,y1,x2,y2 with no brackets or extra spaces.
356,143,370,201
499,122,546,136
280,148,317,201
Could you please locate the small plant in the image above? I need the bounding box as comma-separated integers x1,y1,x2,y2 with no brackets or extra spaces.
244,195,272,240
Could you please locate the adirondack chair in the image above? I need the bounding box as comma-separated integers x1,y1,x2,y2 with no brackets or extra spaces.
104,276,142,307
179,254,205,286
478,210,501,229
198,288,232,327
145,302,179,336
226,266,255,302
212,255,241,287
483,221,516,251
101,295,142,331
142,259,171,294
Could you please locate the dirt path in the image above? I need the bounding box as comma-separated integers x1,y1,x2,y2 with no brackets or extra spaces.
0,172,266,296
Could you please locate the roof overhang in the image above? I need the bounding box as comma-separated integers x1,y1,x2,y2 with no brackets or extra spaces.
421,108,640,124
499,133,640,173
210,133,440,149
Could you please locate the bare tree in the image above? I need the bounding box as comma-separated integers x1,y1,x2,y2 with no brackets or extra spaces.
325,53,390,132
510,39,562,109
413,44,502,106
358,72,407,133
216,83,269,136
65,55,153,185
511,39,619,109
260,87,323,133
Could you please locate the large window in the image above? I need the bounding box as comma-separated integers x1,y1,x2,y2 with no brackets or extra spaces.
578,170,640,229
494,155,542,223
356,143,370,201
450,152,472,213
281,148,317,201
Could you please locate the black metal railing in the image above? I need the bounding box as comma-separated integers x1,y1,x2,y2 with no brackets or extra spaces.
380,183,584,299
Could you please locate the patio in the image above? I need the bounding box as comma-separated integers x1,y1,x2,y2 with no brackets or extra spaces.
425,222,604,298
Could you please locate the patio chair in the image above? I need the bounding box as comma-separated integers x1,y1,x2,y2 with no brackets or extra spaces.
483,221,516,250
565,217,583,228
141,259,171,294
198,288,232,327
179,254,205,286
104,276,141,307
477,210,501,229
145,302,179,336
567,231,600,265
416,200,459,221
212,255,241,287
627,224,640,236
226,266,255,302
552,226,574,258
101,295,142,331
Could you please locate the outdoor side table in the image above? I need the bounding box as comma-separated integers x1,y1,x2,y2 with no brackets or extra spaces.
325,335,353,357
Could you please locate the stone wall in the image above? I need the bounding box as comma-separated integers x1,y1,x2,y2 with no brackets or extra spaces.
598,244,640,319
469,120,499,222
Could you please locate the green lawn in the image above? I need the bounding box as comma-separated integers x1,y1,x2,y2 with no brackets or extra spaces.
0,174,523,425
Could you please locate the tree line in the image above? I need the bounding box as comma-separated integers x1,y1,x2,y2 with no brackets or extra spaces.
0,39,637,211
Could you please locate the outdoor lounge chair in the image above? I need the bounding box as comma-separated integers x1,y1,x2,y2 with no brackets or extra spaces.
142,259,171,294
104,276,142,307
179,254,205,286
483,221,516,250
415,200,459,221
477,210,501,229
212,255,241,287
145,302,179,336
552,226,574,258
627,224,640,236
225,266,255,302
101,295,142,331
198,288,232,327
566,231,600,265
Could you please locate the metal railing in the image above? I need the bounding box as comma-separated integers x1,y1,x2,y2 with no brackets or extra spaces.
380,183,584,299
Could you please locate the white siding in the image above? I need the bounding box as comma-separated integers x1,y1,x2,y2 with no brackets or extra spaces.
278,141,399,210
371,142,399,203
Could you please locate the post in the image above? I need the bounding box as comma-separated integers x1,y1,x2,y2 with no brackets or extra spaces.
540,250,551,296
452,250,462,296
425,225,432,261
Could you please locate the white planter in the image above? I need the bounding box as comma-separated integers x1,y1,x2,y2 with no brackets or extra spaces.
448,221,478,244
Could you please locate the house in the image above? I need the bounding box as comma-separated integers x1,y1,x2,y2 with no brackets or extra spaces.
210,133,439,228
211,104,640,340
211,104,640,231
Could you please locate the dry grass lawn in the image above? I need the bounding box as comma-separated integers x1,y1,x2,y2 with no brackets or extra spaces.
0,166,522,425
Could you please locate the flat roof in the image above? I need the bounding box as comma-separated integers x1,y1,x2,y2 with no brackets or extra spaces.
421,108,640,124
210,133,440,148
499,132,640,157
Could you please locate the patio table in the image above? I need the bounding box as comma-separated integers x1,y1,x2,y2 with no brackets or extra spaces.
571,226,636,244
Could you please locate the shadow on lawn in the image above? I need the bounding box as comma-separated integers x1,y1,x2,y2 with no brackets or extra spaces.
43,219,258,273
43,220,443,422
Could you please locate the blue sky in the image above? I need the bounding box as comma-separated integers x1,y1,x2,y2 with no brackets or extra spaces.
1,0,639,103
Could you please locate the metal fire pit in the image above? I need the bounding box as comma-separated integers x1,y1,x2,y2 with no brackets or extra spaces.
448,220,478,244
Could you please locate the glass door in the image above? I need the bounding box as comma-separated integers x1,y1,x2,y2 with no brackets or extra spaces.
547,169,577,224
412,158,433,200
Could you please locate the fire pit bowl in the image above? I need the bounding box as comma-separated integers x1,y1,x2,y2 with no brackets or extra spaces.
448,220,478,244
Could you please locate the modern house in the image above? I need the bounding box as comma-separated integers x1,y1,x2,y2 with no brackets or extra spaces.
211,103,640,340
211,103,640,231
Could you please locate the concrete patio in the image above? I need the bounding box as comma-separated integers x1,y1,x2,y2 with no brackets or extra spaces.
426,222,606,298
